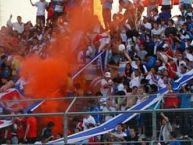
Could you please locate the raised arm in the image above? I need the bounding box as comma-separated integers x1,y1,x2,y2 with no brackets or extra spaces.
7,14,13,27
30,0,35,6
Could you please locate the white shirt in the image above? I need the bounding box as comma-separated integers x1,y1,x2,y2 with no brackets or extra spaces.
7,20,24,34
146,73,158,85
185,51,193,61
157,77,166,88
159,122,172,141
53,0,64,12
151,28,163,36
130,76,141,88
83,115,96,130
100,78,112,97
143,22,152,30
35,1,48,16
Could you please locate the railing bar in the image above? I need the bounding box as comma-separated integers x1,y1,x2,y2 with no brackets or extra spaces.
1,108,193,118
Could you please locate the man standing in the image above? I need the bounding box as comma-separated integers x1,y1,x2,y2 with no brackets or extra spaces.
30,0,48,27
159,113,172,145
53,0,65,20
23,114,37,144
100,72,113,102
7,15,24,34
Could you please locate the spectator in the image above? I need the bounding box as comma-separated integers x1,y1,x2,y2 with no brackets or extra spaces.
101,0,113,30
102,98,116,122
161,0,172,16
7,15,24,34
13,111,26,143
40,121,55,143
100,72,113,102
125,128,139,145
30,0,49,27
47,0,54,22
23,113,37,144
165,19,178,37
53,0,65,20
159,113,172,145
83,114,96,130
168,131,181,145
109,123,127,144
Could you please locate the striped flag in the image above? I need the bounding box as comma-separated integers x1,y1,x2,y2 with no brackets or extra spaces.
0,89,43,129
48,69,193,144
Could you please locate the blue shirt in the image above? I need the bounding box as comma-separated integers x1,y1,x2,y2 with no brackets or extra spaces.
179,94,191,108
169,140,181,145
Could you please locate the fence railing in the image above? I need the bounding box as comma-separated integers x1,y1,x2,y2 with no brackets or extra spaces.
1,94,193,144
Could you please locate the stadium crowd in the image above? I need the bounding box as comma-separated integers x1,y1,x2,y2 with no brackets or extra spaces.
0,0,193,144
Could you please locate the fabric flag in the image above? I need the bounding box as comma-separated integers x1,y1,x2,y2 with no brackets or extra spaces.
48,69,193,144
0,88,43,129
0,120,12,129
0,89,29,112
172,69,193,91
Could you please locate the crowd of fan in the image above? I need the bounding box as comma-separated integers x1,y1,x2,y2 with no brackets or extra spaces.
1,0,193,144
72,0,193,144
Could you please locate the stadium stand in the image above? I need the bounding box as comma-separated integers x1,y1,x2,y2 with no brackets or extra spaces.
1,0,193,144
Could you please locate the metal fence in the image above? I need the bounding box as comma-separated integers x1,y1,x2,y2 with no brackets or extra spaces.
0,94,193,144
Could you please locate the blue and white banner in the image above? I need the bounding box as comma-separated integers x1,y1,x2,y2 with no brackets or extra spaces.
172,69,193,91
48,69,193,144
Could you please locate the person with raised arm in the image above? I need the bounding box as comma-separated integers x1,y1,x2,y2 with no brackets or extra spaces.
29,0,48,27
7,15,24,34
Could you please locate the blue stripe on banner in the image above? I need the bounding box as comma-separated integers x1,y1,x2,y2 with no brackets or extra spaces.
173,70,193,90
47,69,193,144
49,96,163,144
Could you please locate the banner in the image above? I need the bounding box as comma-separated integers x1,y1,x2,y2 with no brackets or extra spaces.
0,120,12,129
0,89,43,129
48,69,193,144
0,89,29,112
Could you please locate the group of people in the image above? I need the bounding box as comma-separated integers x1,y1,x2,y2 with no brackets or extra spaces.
71,0,193,144
0,111,56,144
0,0,193,144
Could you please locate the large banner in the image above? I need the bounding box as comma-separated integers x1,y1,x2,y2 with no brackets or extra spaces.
48,69,193,144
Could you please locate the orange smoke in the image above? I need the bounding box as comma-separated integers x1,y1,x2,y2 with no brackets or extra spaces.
20,56,71,98
19,2,101,135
